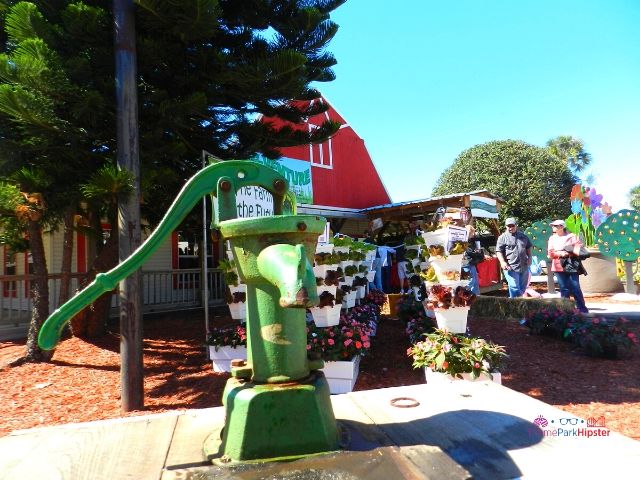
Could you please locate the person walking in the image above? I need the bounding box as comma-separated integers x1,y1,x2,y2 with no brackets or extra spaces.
496,217,533,297
547,219,589,313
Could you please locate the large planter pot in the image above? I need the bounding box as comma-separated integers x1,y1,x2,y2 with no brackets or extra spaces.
316,285,337,297
580,248,623,293
424,367,501,384
321,355,361,394
431,255,464,281
354,285,366,300
209,345,247,373
228,301,246,321
366,271,376,283
310,304,341,327
434,306,470,333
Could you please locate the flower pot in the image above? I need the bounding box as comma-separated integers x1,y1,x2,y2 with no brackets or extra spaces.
313,264,338,278
342,291,356,309
228,301,247,321
424,367,501,384
365,251,376,261
579,247,623,293
366,271,376,282
422,229,447,248
410,258,420,268
316,285,337,297
339,276,354,287
419,262,430,271
434,306,470,333
321,355,361,394
315,243,334,254
431,255,464,281
310,304,341,327
339,260,353,271
334,246,350,254
355,285,366,300
229,283,246,295
209,345,247,373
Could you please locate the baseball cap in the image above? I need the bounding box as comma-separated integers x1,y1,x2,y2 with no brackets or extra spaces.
505,217,517,226
550,219,566,227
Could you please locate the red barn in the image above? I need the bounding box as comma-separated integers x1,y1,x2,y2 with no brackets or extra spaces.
261,96,390,233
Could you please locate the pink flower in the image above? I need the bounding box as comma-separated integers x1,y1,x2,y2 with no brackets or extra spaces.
328,338,335,345
474,362,480,368
306,344,311,350
363,342,370,349
344,339,353,347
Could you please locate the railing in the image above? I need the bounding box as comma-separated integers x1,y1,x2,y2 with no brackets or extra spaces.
0,269,225,331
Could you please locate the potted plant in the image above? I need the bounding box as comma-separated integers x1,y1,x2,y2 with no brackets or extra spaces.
227,291,247,321
424,285,477,333
206,323,247,372
219,259,245,294
332,236,353,254
309,290,342,327
313,252,339,278
307,312,373,393
408,328,506,383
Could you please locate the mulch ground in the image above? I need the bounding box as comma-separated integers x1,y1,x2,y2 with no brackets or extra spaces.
1,294,639,440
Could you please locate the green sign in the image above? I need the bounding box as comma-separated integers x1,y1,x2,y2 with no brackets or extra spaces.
252,155,313,204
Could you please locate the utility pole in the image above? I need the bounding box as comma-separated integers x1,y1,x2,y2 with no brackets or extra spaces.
114,0,143,411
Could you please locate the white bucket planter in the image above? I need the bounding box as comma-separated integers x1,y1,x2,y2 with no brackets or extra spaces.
355,285,366,300
342,291,356,309
313,264,338,278
310,304,341,327
209,345,247,373
366,271,376,282
365,251,376,261
339,260,353,271
315,243,334,254
316,285,337,297
334,246,350,254
434,306,470,333
229,283,246,294
419,261,430,271
422,229,447,248
339,276,354,287
424,367,501,384
410,258,420,268
431,255,464,280
321,355,361,394
228,302,247,321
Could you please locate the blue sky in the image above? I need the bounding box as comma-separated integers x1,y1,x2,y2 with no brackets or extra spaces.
318,0,639,210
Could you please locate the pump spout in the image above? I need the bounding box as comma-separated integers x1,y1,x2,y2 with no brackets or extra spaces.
257,244,318,308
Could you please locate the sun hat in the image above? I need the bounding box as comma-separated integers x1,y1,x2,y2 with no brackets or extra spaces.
504,217,517,226
550,219,566,227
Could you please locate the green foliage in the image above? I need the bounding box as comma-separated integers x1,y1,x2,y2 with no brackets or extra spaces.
432,140,576,228
524,219,552,258
630,185,640,210
408,329,507,378
545,135,592,172
596,209,640,261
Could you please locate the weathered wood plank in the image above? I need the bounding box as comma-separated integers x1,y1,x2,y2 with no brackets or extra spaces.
163,407,225,471
0,413,178,480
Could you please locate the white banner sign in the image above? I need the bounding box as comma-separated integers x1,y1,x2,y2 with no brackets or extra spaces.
470,195,499,219
236,185,274,218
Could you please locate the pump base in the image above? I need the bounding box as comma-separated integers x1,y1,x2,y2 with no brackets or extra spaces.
204,371,340,463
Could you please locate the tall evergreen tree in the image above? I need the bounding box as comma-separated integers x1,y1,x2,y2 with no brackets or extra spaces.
0,0,344,361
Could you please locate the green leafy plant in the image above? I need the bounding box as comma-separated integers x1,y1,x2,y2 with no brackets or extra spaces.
566,316,637,359
333,236,353,248
523,307,578,339
404,234,424,245
407,329,507,379
218,259,239,286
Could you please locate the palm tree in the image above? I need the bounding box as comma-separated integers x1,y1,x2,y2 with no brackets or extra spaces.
546,135,592,172
630,185,640,210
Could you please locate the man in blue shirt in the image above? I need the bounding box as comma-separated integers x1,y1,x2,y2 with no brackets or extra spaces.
496,217,533,298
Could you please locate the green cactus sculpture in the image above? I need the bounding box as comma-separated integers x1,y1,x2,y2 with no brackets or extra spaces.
596,209,640,293
524,219,555,292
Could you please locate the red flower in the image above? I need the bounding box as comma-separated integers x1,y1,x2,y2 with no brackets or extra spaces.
355,341,362,349
442,361,449,369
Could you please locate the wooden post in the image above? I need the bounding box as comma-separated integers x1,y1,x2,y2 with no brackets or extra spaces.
114,0,143,411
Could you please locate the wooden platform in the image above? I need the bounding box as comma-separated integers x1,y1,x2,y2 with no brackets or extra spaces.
1,382,639,479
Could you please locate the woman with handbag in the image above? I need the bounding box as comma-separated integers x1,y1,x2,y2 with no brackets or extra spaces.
547,219,589,313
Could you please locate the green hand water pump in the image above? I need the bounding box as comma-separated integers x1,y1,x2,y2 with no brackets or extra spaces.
37,160,339,463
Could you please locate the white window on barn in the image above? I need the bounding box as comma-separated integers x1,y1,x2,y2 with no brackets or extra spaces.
308,121,334,170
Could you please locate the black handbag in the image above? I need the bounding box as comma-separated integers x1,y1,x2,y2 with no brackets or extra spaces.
560,256,588,275
563,245,591,260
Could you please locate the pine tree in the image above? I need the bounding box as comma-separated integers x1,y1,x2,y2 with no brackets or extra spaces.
0,0,345,361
